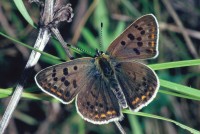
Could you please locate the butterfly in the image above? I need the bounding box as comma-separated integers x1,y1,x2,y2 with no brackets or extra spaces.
35,14,159,124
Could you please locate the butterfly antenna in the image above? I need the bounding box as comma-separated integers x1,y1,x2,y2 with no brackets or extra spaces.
66,43,93,56
51,27,93,58
114,121,126,134
99,22,103,52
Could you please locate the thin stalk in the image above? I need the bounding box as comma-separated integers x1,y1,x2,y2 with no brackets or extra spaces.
51,27,74,60
114,121,126,134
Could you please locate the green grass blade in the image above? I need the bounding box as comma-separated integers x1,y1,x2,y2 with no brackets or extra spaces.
159,90,200,101
128,114,143,134
149,59,200,70
14,111,38,125
160,79,200,99
0,88,57,102
13,0,36,28
123,110,200,134
52,39,67,60
121,0,141,16
81,28,98,50
40,55,62,65
0,32,63,61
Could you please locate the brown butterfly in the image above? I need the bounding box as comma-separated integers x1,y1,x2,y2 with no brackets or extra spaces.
35,14,159,124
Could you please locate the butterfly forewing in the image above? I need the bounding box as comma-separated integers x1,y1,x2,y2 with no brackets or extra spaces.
114,61,159,111
107,14,159,60
76,73,122,124
35,57,94,104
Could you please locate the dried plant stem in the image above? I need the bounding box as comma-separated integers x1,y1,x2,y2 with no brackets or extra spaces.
0,0,54,133
0,28,51,134
71,0,98,44
161,0,198,58
160,22,200,40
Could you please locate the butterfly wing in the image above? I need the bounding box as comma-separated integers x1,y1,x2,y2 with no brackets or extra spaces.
35,57,94,104
107,14,159,60
76,73,123,124
114,61,159,111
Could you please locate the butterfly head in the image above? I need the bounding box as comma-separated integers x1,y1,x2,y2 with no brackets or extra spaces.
94,49,104,57
94,49,110,60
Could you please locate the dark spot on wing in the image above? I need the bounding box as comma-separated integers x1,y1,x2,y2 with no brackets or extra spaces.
63,68,68,75
142,82,147,86
53,77,58,81
58,89,63,93
137,37,142,41
48,83,51,87
121,41,126,46
64,80,70,87
87,102,90,106
73,79,77,88
65,91,70,97
74,66,78,70
53,85,57,89
52,73,56,77
90,105,94,109
127,33,135,40
61,77,65,82
143,77,147,81
149,92,153,97
53,68,56,72
133,48,140,55
137,42,143,47
140,30,145,35
134,24,138,28
99,103,103,108
138,27,143,31
146,49,153,54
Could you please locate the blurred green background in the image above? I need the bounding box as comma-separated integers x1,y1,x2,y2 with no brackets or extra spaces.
0,0,200,134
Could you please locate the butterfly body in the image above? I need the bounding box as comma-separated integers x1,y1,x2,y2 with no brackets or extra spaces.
35,14,160,124
94,52,128,108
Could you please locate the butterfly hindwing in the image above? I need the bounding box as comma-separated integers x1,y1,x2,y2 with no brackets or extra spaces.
76,72,122,124
114,61,159,111
35,57,94,104
107,14,159,60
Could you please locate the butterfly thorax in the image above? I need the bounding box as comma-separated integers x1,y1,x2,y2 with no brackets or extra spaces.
94,53,114,78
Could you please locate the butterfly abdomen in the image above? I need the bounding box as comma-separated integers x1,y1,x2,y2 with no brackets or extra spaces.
109,77,128,108
94,54,128,108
